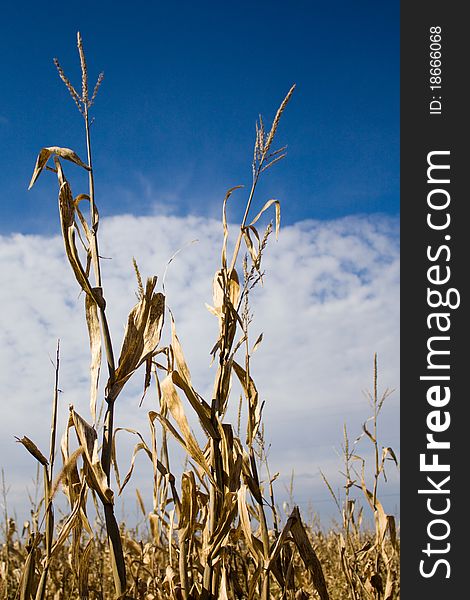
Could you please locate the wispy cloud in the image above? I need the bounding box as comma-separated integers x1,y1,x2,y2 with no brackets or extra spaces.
0,213,399,521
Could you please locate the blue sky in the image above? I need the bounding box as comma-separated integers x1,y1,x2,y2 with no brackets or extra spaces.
0,2,399,521
1,0,399,234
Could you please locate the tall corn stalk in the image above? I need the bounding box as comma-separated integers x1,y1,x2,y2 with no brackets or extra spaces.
26,33,165,599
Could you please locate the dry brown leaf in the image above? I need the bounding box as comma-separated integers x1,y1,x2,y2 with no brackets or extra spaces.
221,185,243,269
171,371,217,439
28,146,90,190
108,277,164,401
85,294,101,424
78,538,93,600
69,408,113,504
251,332,263,354
248,199,281,240
289,507,330,600
19,537,37,600
232,361,261,445
207,492,238,560
237,485,261,561
55,159,97,301
360,482,392,546
160,374,212,479
51,481,87,554
170,312,192,386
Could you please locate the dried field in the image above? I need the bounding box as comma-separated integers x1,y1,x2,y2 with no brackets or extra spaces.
0,34,399,600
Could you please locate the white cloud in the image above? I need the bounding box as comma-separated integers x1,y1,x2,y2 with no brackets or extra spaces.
0,213,399,523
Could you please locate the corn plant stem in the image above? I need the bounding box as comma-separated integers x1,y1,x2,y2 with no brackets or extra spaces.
32,469,52,600
84,107,125,598
49,341,60,475
19,541,36,600
83,107,117,480
250,449,271,600
101,401,115,484
84,108,102,289
104,503,127,596
84,108,116,380
32,340,61,600
266,462,279,536
211,569,221,597
155,379,171,545
372,353,379,509
228,168,260,274
204,437,224,597
203,556,212,596
372,353,382,576
178,537,189,600
206,292,236,594
243,321,270,599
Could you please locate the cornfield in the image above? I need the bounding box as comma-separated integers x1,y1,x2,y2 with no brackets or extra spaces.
0,34,399,600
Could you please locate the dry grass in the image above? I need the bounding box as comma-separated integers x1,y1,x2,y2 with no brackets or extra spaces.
1,34,399,600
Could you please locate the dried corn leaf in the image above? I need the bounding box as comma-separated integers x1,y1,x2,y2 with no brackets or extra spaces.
85,294,101,424
220,566,231,600
360,482,392,545
60,423,81,507
267,511,296,568
179,471,197,539
28,146,90,190
384,572,396,600
118,441,152,494
73,195,93,241
136,488,146,517
289,507,330,600
362,422,376,443
212,359,234,417
171,371,217,439
170,312,192,386
211,269,241,332
69,408,113,504
78,538,93,600
112,426,148,489
229,453,243,492
50,446,84,502
237,485,260,561
235,443,263,504
108,277,164,401
381,446,399,467
251,332,263,354
247,561,264,600
19,538,37,600
221,185,244,269
139,356,153,407
220,424,235,488
221,268,240,310
51,481,87,554
55,159,97,301
160,374,211,479
248,199,280,240
232,361,261,444
387,514,398,551
267,507,329,600
208,492,238,560
242,228,258,265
